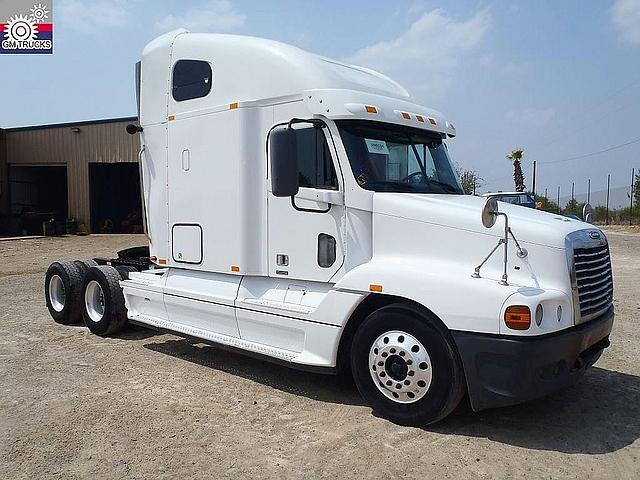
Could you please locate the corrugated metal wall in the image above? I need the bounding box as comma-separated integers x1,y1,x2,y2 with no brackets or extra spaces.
4,118,140,229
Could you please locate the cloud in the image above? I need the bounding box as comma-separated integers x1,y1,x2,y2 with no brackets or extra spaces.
58,0,130,33
155,0,245,33
347,8,492,100
505,107,557,127
611,0,640,45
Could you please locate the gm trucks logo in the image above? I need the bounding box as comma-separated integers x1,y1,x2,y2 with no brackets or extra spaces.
1,1,53,55
588,231,601,240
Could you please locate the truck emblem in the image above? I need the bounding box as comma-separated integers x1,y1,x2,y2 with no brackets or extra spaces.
588,231,601,240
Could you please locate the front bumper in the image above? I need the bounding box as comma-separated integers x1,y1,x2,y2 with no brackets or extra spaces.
452,306,614,412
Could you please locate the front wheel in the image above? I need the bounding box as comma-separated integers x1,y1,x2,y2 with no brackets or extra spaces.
351,303,466,426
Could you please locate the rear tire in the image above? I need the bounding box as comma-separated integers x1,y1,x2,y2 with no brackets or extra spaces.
115,265,138,280
45,261,84,325
81,265,127,336
74,259,98,277
350,303,466,426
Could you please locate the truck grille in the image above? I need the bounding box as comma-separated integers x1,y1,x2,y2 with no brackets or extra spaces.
573,244,613,319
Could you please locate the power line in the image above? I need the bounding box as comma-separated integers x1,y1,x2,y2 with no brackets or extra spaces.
534,75,640,150
539,136,640,165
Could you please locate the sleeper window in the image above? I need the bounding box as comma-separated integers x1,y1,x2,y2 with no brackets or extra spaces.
172,60,212,102
295,127,338,190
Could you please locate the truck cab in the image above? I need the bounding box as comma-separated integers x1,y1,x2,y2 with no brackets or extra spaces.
45,30,614,425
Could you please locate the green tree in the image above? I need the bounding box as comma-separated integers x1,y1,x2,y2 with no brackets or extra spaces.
506,148,526,192
564,198,585,217
533,193,558,213
459,169,484,195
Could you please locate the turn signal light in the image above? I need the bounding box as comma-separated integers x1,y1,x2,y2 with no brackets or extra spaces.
504,305,531,330
365,105,378,113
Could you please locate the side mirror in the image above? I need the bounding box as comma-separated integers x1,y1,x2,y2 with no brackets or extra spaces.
269,125,299,197
583,203,593,223
481,197,499,228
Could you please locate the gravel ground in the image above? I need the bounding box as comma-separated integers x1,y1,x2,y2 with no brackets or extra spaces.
1,232,639,479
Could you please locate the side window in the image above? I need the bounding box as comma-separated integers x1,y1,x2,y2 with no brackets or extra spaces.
172,60,212,102
295,127,338,190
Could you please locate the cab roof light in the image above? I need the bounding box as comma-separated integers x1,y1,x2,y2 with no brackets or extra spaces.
416,115,425,123
401,112,411,120
505,305,531,330
365,105,378,114
428,118,437,126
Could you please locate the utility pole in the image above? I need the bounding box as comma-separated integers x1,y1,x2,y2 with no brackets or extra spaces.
631,167,635,226
571,182,575,213
587,179,591,205
557,186,561,214
606,174,610,225
532,161,536,196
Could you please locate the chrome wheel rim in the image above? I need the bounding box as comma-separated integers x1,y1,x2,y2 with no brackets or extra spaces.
49,275,66,312
85,280,105,323
369,330,433,404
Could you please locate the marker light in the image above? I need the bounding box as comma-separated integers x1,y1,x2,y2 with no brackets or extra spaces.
369,284,383,292
505,305,531,330
428,118,437,125
401,112,410,119
365,105,378,114
416,115,425,122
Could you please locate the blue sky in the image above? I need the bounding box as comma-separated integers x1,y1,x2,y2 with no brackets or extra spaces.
1,0,639,206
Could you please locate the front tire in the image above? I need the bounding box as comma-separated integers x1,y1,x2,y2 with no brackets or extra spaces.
351,303,466,426
81,265,127,336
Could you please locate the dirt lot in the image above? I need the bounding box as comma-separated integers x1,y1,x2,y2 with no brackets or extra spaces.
1,232,639,479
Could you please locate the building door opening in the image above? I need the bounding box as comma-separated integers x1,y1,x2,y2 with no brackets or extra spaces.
8,165,68,236
89,163,142,234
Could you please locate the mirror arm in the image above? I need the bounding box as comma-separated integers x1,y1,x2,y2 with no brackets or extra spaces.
290,196,331,214
472,238,505,279
471,211,511,285
288,118,326,129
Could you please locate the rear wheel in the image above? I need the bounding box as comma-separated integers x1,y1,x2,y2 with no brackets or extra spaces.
81,265,127,336
351,303,466,426
74,258,98,277
115,265,138,280
45,261,83,324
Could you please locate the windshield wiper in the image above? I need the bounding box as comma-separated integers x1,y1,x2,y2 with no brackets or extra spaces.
426,179,460,193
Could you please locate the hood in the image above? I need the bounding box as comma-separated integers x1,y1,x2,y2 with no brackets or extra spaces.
373,193,595,249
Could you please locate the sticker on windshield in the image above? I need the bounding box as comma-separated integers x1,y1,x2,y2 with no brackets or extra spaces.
364,139,389,155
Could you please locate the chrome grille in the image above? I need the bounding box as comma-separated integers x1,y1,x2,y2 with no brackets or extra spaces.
570,235,613,322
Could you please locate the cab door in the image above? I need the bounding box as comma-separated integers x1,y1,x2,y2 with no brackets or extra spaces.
267,124,345,282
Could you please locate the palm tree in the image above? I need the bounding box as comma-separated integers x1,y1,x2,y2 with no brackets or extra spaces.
506,148,526,192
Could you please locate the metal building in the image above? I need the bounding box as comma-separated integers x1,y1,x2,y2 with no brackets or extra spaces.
0,117,142,236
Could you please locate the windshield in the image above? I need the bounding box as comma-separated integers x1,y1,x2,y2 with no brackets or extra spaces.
337,120,463,194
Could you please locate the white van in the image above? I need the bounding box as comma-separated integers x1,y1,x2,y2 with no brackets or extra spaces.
45,30,614,425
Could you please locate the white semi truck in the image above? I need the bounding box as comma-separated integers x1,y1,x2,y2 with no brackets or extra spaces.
45,30,614,425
